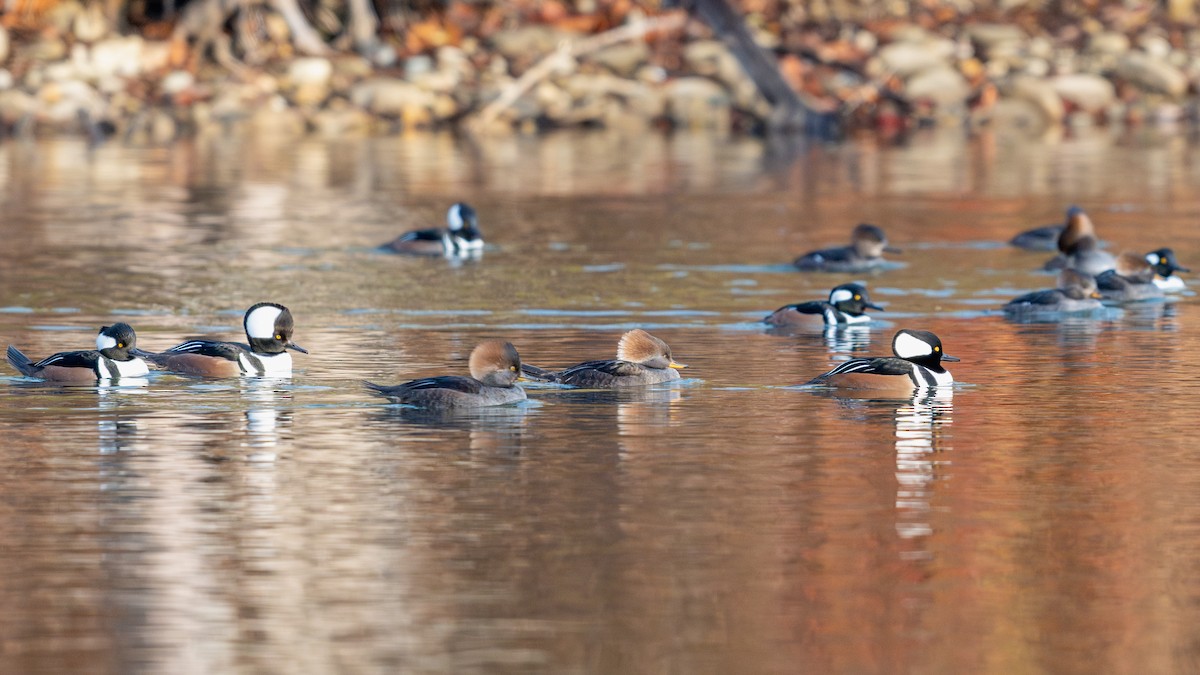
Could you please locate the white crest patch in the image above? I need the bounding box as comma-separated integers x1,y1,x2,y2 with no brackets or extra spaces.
96,333,117,350
245,306,284,340
447,204,464,231
893,332,934,359
1145,252,1158,265
829,288,853,304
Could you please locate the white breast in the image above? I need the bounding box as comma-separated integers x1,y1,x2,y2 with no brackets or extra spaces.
114,358,150,378
239,351,293,376
1154,275,1186,291
842,312,872,325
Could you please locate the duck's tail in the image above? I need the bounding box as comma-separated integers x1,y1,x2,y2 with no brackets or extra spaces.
519,364,559,382
6,345,35,377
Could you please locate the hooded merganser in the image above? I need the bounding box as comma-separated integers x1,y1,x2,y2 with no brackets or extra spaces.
364,340,526,408
793,223,900,273
521,329,686,388
1145,248,1189,291
1004,269,1104,315
7,323,150,382
1042,207,1116,276
763,282,883,327
145,302,308,377
806,329,958,391
382,202,483,257
1009,224,1064,251
1096,252,1164,302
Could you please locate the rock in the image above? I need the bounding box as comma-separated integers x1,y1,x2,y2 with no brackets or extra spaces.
489,26,573,62
73,2,109,42
1004,75,1064,123
403,54,435,80
0,70,13,91
90,36,145,79
0,89,37,124
589,41,648,77
26,37,68,62
964,23,1027,57
289,57,333,87
0,27,10,65
905,66,970,108
876,38,956,77
161,70,195,96
310,99,370,136
349,78,437,123
1052,73,1116,112
1115,51,1188,96
39,79,105,126
1088,31,1131,56
663,77,730,129
684,40,741,83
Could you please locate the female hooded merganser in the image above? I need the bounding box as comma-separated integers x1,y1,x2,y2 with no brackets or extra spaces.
806,329,958,391
521,329,686,388
1145,248,1189,291
382,202,483,257
793,223,900,273
1042,207,1116,276
364,340,526,408
763,282,883,327
7,323,150,382
1004,269,1104,315
145,302,308,377
1096,252,1164,302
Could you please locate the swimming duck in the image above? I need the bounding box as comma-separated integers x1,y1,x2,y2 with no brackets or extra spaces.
1004,269,1104,315
7,323,150,382
1096,252,1164,302
144,302,307,377
1145,248,1189,291
793,223,900,273
364,340,526,408
1042,206,1116,276
382,202,483,257
521,329,686,388
806,329,957,391
1009,223,1064,251
763,282,883,327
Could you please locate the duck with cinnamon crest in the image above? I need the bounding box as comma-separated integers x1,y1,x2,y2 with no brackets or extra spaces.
522,329,687,388
365,340,526,408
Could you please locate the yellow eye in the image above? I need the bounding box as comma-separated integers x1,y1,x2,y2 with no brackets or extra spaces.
853,295,861,300
1160,257,1168,265
934,346,940,352
510,366,518,372
117,342,125,348
275,334,283,340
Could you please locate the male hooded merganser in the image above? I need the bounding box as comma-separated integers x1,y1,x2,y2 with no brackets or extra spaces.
1096,252,1164,302
1042,207,1116,276
763,282,883,327
1004,269,1104,315
145,302,307,377
793,223,900,273
364,340,526,408
521,329,686,388
7,323,150,382
382,202,483,257
806,329,957,391
1145,248,1189,291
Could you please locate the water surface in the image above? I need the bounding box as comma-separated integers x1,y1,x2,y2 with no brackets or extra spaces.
2,128,1200,674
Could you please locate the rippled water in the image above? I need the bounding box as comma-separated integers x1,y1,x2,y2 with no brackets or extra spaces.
3,128,1200,673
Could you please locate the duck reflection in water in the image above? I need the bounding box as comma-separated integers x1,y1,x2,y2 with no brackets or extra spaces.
373,404,533,455
241,378,294,461
892,390,954,558
97,381,149,455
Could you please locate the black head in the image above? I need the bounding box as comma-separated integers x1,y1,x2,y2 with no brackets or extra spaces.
244,302,308,355
96,323,138,360
891,329,959,369
828,283,883,315
447,202,479,232
1147,248,1189,277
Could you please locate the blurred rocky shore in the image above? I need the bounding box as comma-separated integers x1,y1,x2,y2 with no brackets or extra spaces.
1,0,1199,141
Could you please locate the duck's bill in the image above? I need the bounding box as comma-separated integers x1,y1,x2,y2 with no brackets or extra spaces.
287,342,309,354
865,302,885,311
129,347,157,359
884,246,903,254
669,361,688,369
941,354,961,362
1173,264,1191,273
